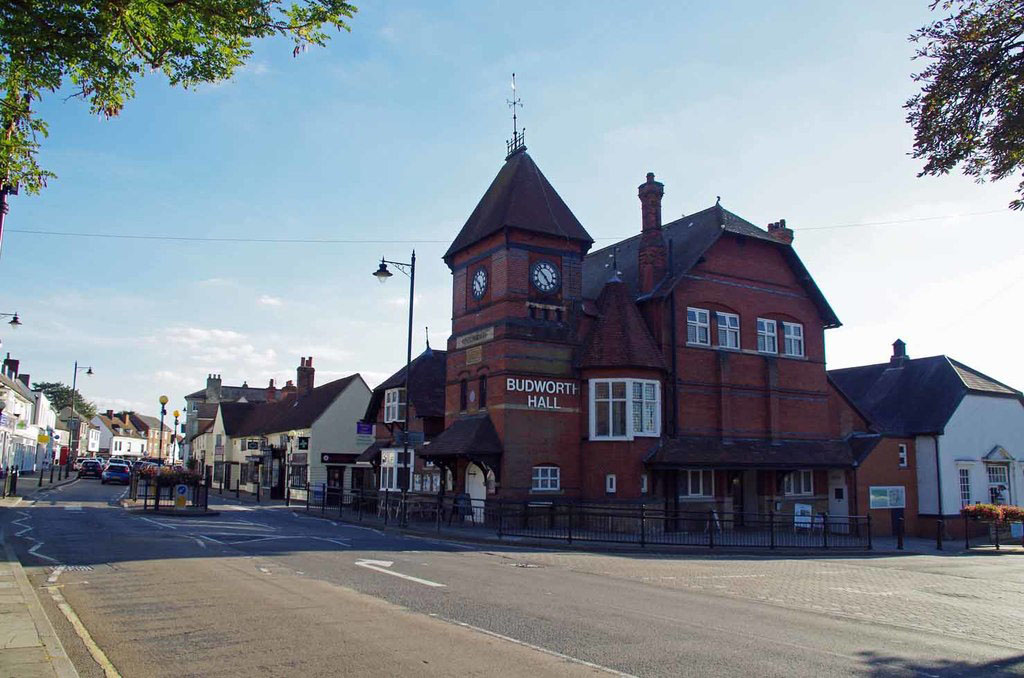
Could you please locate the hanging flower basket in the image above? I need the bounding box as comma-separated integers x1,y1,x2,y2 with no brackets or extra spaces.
961,503,1024,522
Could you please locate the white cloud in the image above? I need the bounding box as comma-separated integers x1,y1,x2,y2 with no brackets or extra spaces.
258,295,283,307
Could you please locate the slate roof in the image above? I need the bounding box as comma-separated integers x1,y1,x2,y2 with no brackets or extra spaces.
645,436,856,469
187,419,214,443
219,374,365,437
582,204,840,328
184,384,270,402
94,413,146,439
581,277,666,371
420,414,503,458
363,349,447,422
444,150,593,261
828,355,1022,437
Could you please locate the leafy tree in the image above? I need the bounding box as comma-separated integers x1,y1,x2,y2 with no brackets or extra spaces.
906,0,1024,210
0,1,357,195
30,381,97,419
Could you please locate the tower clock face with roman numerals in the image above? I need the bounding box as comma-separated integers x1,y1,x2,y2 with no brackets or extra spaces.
530,260,560,294
471,268,488,299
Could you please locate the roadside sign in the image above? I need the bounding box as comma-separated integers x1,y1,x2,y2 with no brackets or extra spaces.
174,484,188,509
37,434,50,444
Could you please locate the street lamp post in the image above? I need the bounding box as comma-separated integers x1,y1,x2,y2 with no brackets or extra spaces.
67,361,93,479
373,251,416,494
172,410,180,463
158,395,168,462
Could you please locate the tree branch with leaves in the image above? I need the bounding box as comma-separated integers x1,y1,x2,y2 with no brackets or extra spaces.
906,0,1024,209
0,1,357,195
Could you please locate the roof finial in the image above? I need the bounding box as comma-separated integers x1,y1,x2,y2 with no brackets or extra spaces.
425,326,430,350
506,73,526,159
716,195,721,205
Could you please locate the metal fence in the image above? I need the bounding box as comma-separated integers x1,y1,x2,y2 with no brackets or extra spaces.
304,486,872,550
139,480,208,511
962,515,1023,551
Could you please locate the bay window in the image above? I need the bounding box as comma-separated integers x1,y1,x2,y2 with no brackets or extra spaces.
590,379,661,440
384,388,406,423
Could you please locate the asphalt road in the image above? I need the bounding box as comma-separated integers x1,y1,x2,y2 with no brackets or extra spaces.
3,479,1023,677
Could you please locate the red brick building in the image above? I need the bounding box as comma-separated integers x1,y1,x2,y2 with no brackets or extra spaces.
419,143,876,521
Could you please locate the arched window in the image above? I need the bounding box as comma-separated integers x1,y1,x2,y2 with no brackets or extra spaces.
459,379,468,411
478,375,487,409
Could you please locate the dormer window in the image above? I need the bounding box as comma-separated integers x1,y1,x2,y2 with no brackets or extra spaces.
384,388,406,423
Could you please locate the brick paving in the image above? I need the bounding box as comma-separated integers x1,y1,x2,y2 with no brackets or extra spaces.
511,550,1024,650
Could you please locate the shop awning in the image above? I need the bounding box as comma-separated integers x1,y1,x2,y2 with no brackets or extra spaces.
645,436,864,470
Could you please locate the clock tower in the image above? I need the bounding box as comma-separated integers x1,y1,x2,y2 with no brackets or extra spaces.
435,145,594,498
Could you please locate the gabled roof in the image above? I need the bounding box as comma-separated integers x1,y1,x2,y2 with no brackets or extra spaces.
582,204,840,328
581,277,666,371
829,356,1022,437
421,413,503,458
363,349,447,422
444,150,593,262
220,374,365,438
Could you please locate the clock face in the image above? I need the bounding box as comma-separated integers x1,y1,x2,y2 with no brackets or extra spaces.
471,268,488,300
530,260,560,294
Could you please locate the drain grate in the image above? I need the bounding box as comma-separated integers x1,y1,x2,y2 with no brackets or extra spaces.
48,565,93,572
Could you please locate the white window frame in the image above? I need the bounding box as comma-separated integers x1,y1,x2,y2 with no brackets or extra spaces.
686,307,710,346
641,473,648,495
532,465,560,492
784,470,814,496
986,464,1010,505
678,469,714,498
605,473,617,494
716,311,740,349
589,379,661,441
782,322,804,357
379,449,402,491
959,467,972,507
384,388,407,424
897,444,908,468
756,318,777,353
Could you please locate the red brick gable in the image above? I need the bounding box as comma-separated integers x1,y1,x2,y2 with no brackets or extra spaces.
581,278,666,371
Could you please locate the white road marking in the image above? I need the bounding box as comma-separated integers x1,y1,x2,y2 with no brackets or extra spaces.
46,584,121,677
313,537,351,547
64,504,83,511
28,542,58,562
199,535,224,544
434,615,637,677
193,538,206,548
355,559,446,588
47,565,66,584
138,516,176,530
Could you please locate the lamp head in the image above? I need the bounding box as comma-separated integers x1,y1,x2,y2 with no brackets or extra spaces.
159,395,169,406
373,259,392,283
8,313,20,328
85,367,93,376
173,409,180,418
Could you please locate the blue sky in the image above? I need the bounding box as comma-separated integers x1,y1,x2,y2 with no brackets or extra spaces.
1,1,1020,417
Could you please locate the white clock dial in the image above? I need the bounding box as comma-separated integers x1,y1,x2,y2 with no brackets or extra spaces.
471,268,488,299
531,261,560,293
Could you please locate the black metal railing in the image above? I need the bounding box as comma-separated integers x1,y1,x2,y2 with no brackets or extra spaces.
139,480,208,511
962,514,1022,551
303,488,872,550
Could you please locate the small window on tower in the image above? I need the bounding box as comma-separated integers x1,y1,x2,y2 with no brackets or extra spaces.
459,379,468,412
479,375,487,409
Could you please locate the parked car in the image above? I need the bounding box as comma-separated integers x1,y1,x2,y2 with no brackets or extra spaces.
101,463,131,485
78,459,103,479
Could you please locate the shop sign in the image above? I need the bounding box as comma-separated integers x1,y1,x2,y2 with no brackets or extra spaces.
506,377,578,410
291,453,308,465
297,437,309,450
356,422,374,446
868,486,906,509
246,440,260,450
456,326,494,349
320,453,357,464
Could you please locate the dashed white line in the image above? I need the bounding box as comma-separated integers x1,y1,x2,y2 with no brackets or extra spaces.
28,542,58,563
137,516,176,530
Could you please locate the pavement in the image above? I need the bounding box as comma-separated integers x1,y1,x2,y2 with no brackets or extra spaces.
3,480,1024,677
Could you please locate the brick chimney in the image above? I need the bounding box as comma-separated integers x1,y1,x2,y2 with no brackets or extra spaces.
767,219,794,244
890,338,908,368
296,356,315,397
106,409,114,419
2,353,19,378
266,378,277,402
280,379,297,399
637,172,667,295
18,373,29,388
205,374,222,403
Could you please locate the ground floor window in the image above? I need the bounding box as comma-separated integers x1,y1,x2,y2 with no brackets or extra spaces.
413,472,440,493
679,469,713,498
959,467,972,507
532,465,560,491
380,450,402,491
240,463,249,485
987,464,1010,504
213,461,224,483
784,470,813,496
289,464,307,489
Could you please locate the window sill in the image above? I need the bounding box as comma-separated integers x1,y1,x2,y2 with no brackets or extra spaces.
589,436,632,442
530,489,563,494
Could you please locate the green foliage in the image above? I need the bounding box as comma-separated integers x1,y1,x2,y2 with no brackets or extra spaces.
906,0,1024,210
30,381,97,419
0,1,357,194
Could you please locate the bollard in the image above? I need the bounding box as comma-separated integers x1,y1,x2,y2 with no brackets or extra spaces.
384,489,389,526
321,483,327,515
964,513,970,551
867,514,873,551
823,512,829,549
49,463,55,484
10,467,18,496
897,517,905,550
994,520,1001,551
497,500,504,539
38,466,43,487
936,519,944,550
769,511,776,550
236,478,240,499
285,484,290,507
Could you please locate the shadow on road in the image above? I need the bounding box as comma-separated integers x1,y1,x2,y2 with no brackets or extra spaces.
859,651,1024,677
